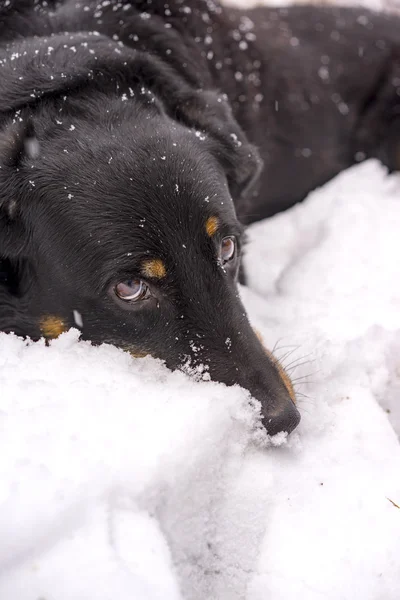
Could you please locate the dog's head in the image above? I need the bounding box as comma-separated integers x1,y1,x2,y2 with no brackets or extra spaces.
0,34,300,436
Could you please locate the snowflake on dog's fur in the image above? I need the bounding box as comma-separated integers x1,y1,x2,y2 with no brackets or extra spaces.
180,356,211,382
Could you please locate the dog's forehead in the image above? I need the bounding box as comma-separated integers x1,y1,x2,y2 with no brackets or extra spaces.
79,144,232,226
46,117,233,212
92,150,238,257
36,121,240,275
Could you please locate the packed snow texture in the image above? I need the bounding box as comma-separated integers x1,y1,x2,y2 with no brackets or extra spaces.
225,0,399,14
1,158,400,599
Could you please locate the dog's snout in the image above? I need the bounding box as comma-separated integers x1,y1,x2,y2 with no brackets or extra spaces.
172,307,302,437
263,400,301,437
201,342,301,436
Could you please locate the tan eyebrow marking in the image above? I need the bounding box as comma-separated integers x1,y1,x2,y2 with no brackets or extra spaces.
40,315,67,339
141,258,167,279
205,216,219,237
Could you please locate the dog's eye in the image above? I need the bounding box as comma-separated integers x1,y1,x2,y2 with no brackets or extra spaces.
115,279,149,302
220,236,236,263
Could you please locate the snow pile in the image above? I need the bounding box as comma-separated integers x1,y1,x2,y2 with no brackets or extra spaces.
225,0,399,14
1,160,400,599
242,160,400,598
0,332,259,600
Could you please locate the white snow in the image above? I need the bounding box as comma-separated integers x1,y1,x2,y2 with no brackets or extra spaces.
241,161,400,598
225,0,399,13
1,159,400,599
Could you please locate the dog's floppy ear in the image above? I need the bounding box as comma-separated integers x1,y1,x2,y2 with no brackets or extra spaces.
174,89,263,202
120,48,262,202
0,32,119,113
133,57,263,203
0,119,37,258
193,90,263,202
0,32,262,207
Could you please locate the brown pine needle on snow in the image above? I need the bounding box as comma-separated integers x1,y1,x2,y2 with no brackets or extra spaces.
386,497,400,509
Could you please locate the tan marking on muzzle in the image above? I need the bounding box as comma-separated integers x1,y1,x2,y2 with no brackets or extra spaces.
254,329,296,403
40,315,67,339
274,358,296,403
129,350,149,358
205,216,219,237
141,258,166,279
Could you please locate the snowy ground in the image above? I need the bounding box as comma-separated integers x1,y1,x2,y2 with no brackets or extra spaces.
1,159,399,599
225,0,399,14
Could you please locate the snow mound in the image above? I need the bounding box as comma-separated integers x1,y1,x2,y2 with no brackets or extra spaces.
1,160,400,599
0,331,260,600
224,0,399,15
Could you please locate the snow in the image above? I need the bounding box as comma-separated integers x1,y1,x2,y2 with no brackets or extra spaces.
1,159,400,599
225,0,399,12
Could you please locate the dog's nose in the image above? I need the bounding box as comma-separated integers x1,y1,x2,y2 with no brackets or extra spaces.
263,401,301,437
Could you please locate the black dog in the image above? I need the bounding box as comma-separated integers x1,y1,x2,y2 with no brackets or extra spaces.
0,0,399,435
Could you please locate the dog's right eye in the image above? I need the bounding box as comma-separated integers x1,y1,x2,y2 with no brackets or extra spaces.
220,236,236,264
114,279,149,302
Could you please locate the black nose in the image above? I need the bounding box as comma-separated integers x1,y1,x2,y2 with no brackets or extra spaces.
264,401,301,437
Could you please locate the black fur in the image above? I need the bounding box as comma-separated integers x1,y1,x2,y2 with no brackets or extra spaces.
1,0,399,434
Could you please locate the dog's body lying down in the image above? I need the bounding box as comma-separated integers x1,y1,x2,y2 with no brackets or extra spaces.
0,0,399,434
